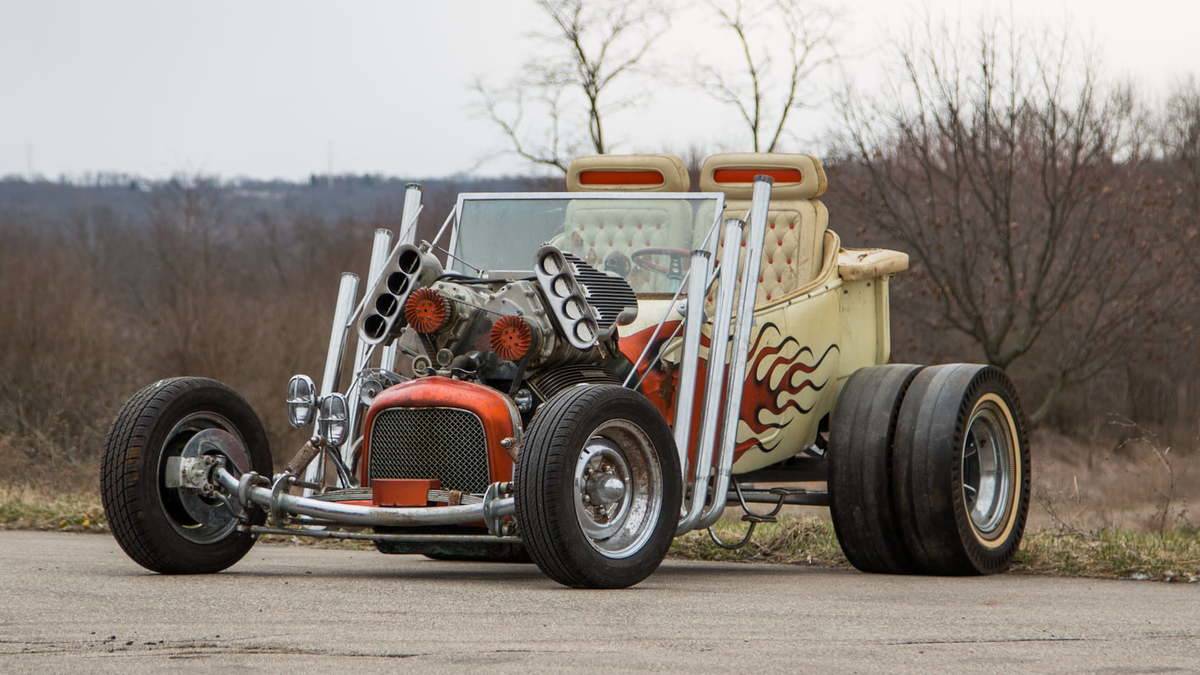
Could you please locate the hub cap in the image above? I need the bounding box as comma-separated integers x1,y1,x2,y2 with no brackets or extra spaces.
961,401,1015,538
573,419,663,559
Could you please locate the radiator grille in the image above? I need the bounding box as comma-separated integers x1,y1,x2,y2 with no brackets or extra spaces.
368,407,491,494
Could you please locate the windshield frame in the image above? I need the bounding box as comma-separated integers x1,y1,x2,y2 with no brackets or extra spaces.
446,191,727,294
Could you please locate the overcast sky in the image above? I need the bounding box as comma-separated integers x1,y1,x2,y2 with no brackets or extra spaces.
2,0,1197,180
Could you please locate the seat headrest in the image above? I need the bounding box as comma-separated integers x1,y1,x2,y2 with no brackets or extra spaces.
699,152,827,200
567,154,690,192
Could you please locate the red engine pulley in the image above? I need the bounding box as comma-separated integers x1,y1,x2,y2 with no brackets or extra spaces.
404,288,450,333
490,315,534,361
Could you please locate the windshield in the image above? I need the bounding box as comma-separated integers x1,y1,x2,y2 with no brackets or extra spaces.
449,193,723,295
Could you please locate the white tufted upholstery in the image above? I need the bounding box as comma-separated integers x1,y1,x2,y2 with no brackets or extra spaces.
563,155,693,291
700,153,830,304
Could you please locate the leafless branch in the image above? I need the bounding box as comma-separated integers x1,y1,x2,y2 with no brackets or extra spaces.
698,0,841,151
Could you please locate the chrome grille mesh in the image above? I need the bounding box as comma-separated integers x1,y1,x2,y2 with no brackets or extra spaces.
368,407,490,494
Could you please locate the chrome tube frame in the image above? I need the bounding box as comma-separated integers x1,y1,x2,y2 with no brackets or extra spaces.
249,526,522,544
344,228,394,467
304,272,359,492
217,467,515,530
700,177,772,528
676,218,745,534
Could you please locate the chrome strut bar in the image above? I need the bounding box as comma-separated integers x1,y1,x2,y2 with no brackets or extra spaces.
216,466,515,531
677,177,773,534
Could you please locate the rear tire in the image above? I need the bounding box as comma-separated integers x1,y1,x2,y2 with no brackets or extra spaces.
100,377,272,574
828,364,923,573
893,365,1031,575
515,384,681,588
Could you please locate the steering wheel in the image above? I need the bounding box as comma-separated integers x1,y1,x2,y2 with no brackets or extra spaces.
631,247,691,282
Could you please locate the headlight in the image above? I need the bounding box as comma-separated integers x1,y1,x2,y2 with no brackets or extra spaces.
286,375,316,428
317,393,349,447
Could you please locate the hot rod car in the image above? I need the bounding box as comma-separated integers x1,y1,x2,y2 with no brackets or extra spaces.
101,153,1031,588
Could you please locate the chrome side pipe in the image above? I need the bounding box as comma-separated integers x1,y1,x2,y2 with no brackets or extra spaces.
700,177,772,528
676,178,772,534
677,218,745,534
216,466,516,531
305,272,359,492
671,246,712,481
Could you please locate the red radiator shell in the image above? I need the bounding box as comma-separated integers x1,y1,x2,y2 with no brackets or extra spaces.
359,376,519,489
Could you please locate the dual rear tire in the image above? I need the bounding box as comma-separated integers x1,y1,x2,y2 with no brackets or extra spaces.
829,364,1030,575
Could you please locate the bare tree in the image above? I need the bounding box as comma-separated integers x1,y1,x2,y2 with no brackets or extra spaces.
833,17,1188,423
698,0,839,152
473,0,668,172
1162,77,1200,219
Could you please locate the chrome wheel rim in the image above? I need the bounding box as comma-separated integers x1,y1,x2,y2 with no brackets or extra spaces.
156,411,248,545
573,419,663,559
961,401,1015,538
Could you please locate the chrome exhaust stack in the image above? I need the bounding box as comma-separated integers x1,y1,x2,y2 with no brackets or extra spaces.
304,272,359,491
383,183,422,371
677,218,744,533
671,246,713,483
343,227,394,463
673,177,772,534
700,177,771,528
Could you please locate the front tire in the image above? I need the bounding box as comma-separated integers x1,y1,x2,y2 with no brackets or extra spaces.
515,384,681,588
100,377,272,574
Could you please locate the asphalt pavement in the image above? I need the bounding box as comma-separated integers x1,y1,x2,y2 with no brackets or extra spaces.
0,531,1196,672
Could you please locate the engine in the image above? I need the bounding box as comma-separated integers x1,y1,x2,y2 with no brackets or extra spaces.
354,245,640,494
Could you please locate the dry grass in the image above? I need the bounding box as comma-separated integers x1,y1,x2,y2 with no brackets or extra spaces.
0,485,107,533
672,516,1200,583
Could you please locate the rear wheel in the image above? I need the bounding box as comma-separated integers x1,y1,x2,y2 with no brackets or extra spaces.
515,384,681,588
100,377,272,574
892,365,1030,575
828,364,923,573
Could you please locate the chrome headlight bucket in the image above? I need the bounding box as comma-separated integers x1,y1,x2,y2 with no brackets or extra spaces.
317,393,349,447
286,375,317,428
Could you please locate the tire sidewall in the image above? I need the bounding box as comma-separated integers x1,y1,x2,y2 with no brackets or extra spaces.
518,385,682,588
949,370,1031,573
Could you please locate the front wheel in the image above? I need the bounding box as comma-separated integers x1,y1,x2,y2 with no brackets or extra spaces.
515,384,682,588
100,377,273,574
